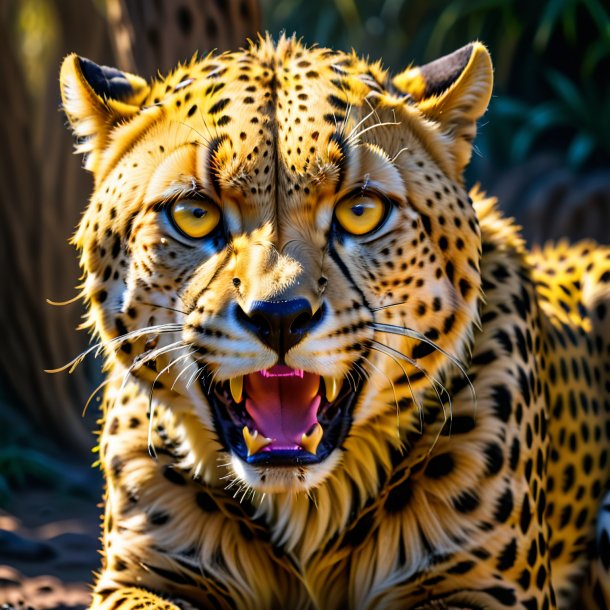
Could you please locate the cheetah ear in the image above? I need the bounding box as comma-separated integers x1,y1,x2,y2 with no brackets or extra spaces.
393,43,493,176
60,54,150,171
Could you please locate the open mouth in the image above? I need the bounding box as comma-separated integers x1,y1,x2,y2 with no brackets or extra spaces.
204,366,362,466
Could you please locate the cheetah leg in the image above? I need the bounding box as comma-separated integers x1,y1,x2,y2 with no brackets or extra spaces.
580,490,610,610
90,587,197,610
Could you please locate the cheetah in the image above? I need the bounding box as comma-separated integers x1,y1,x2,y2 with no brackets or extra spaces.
58,36,610,609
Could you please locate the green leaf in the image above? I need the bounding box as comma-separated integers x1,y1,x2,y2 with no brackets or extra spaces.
492,97,531,119
535,0,571,50
582,38,610,77
545,69,588,122
511,103,567,161
582,0,610,39
567,132,595,166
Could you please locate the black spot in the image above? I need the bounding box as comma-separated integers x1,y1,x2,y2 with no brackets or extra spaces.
443,313,455,334
483,586,517,606
448,415,476,435
491,385,512,422
483,443,504,476
494,329,513,354
549,540,563,560
472,350,496,365
341,510,375,548
453,490,479,513
149,511,170,525
517,568,531,589
196,491,217,512
445,261,454,283
536,565,547,589
187,104,198,117
447,560,475,574
162,465,187,486
209,98,230,114
384,478,413,513
494,487,514,523
412,341,435,359
93,289,107,304
217,115,231,126
424,453,454,478
517,367,531,405
497,537,517,570
327,93,348,112
420,213,432,235
110,455,123,477
459,278,471,298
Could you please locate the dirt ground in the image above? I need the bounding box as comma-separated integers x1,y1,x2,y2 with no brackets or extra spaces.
0,486,100,610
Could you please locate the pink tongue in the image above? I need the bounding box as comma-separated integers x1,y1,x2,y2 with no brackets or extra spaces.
245,367,320,449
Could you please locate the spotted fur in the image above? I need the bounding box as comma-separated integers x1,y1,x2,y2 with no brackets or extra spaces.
59,36,610,609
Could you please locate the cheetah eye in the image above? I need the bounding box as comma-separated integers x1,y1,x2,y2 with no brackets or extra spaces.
334,193,388,236
169,198,221,239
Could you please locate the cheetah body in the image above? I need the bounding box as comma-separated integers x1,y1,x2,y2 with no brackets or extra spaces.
59,37,610,610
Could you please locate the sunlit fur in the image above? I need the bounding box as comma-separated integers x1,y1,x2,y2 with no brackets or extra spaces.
60,35,610,610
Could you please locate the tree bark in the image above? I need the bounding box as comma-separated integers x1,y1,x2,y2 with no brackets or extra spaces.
1,0,261,453
0,0,114,452
106,0,261,77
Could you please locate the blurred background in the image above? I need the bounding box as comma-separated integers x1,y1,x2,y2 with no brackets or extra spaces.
0,0,608,607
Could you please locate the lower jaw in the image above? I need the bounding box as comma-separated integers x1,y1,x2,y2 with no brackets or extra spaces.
204,369,362,470
228,448,343,493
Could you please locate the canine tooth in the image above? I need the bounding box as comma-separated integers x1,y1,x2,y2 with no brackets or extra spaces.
230,376,244,403
323,376,340,402
242,426,272,456
301,423,324,455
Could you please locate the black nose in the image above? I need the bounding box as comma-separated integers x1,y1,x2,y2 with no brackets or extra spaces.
236,298,321,357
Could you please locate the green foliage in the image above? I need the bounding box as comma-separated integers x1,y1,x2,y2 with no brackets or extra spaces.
0,395,99,509
262,0,610,169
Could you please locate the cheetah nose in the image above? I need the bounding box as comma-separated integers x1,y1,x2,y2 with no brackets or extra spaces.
236,299,322,358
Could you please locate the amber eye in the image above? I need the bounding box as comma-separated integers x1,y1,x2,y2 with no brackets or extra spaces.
170,199,220,239
334,194,387,235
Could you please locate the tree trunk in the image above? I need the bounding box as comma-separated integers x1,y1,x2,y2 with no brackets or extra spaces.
1,0,261,453
106,0,261,77
0,0,113,452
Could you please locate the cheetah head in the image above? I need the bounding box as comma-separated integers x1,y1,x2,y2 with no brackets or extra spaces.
61,36,492,493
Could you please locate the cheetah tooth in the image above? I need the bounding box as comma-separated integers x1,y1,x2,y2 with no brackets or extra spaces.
301,422,324,455
323,376,341,403
230,376,244,403
242,426,272,456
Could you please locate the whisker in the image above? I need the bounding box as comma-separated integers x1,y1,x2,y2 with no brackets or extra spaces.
360,354,401,441
46,291,84,307
81,371,124,417
171,355,198,390
141,301,188,316
369,337,454,452
148,341,184,459
346,120,400,145
346,106,378,142
369,341,425,434
390,146,411,164
46,323,182,374
371,300,409,312
370,322,476,407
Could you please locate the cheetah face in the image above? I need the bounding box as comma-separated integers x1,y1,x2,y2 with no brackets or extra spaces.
61,38,492,493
